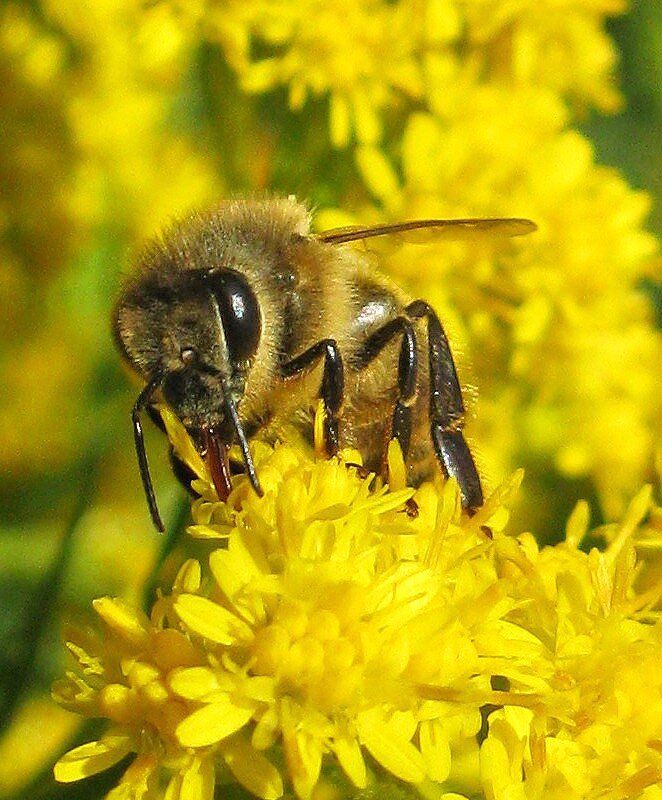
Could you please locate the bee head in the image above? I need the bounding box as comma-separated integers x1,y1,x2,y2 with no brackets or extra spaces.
114,267,264,530
115,267,261,431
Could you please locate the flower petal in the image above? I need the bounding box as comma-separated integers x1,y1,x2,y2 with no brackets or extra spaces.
179,755,215,800
332,728,367,788
105,754,157,800
222,736,284,800
168,667,221,700
282,728,322,800
93,598,149,648
209,535,268,624
172,559,202,593
174,594,253,644
53,735,132,782
356,708,426,784
176,696,255,747
419,719,451,782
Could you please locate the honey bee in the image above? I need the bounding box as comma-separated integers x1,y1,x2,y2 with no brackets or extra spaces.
113,197,535,530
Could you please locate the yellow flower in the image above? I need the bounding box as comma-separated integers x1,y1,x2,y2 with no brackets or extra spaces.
36,0,221,239
483,487,662,800
207,0,425,147
53,579,224,799
458,0,625,113
181,0,625,146
170,447,515,797
53,412,522,798
53,413,662,799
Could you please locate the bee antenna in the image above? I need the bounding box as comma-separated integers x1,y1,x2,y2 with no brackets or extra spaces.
225,396,264,497
132,375,166,532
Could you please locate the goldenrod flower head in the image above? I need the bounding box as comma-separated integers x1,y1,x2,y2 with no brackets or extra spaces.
53,413,662,799
186,0,625,146
53,410,515,798
484,487,662,799
200,0,426,147
458,0,625,113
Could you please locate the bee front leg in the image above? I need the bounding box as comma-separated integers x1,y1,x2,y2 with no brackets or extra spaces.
406,300,483,510
281,340,344,455
353,316,418,462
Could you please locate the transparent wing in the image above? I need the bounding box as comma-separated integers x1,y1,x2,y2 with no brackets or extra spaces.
317,217,537,245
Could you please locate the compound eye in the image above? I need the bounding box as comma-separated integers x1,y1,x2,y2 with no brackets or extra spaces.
207,270,261,362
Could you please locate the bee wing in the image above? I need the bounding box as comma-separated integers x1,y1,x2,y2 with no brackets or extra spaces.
317,217,537,245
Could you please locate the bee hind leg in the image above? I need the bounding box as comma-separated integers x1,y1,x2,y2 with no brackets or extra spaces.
281,339,344,456
406,300,483,510
353,315,418,465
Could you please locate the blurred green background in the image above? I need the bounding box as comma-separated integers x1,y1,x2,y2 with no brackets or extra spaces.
0,1,659,797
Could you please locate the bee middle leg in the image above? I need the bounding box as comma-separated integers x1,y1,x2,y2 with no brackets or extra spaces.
281,339,344,455
353,316,418,462
406,300,483,509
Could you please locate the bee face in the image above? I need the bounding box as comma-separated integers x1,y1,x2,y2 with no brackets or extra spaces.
114,196,535,530
116,267,261,434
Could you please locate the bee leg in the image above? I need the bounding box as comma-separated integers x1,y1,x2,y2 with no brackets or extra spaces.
281,339,344,455
132,377,166,532
224,395,263,496
354,316,417,461
406,300,483,509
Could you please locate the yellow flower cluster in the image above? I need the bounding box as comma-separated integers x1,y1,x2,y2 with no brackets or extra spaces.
42,0,219,241
53,415,662,800
485,487,662,799
0,1,655,796
184,0,625,147
0,0,218,277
